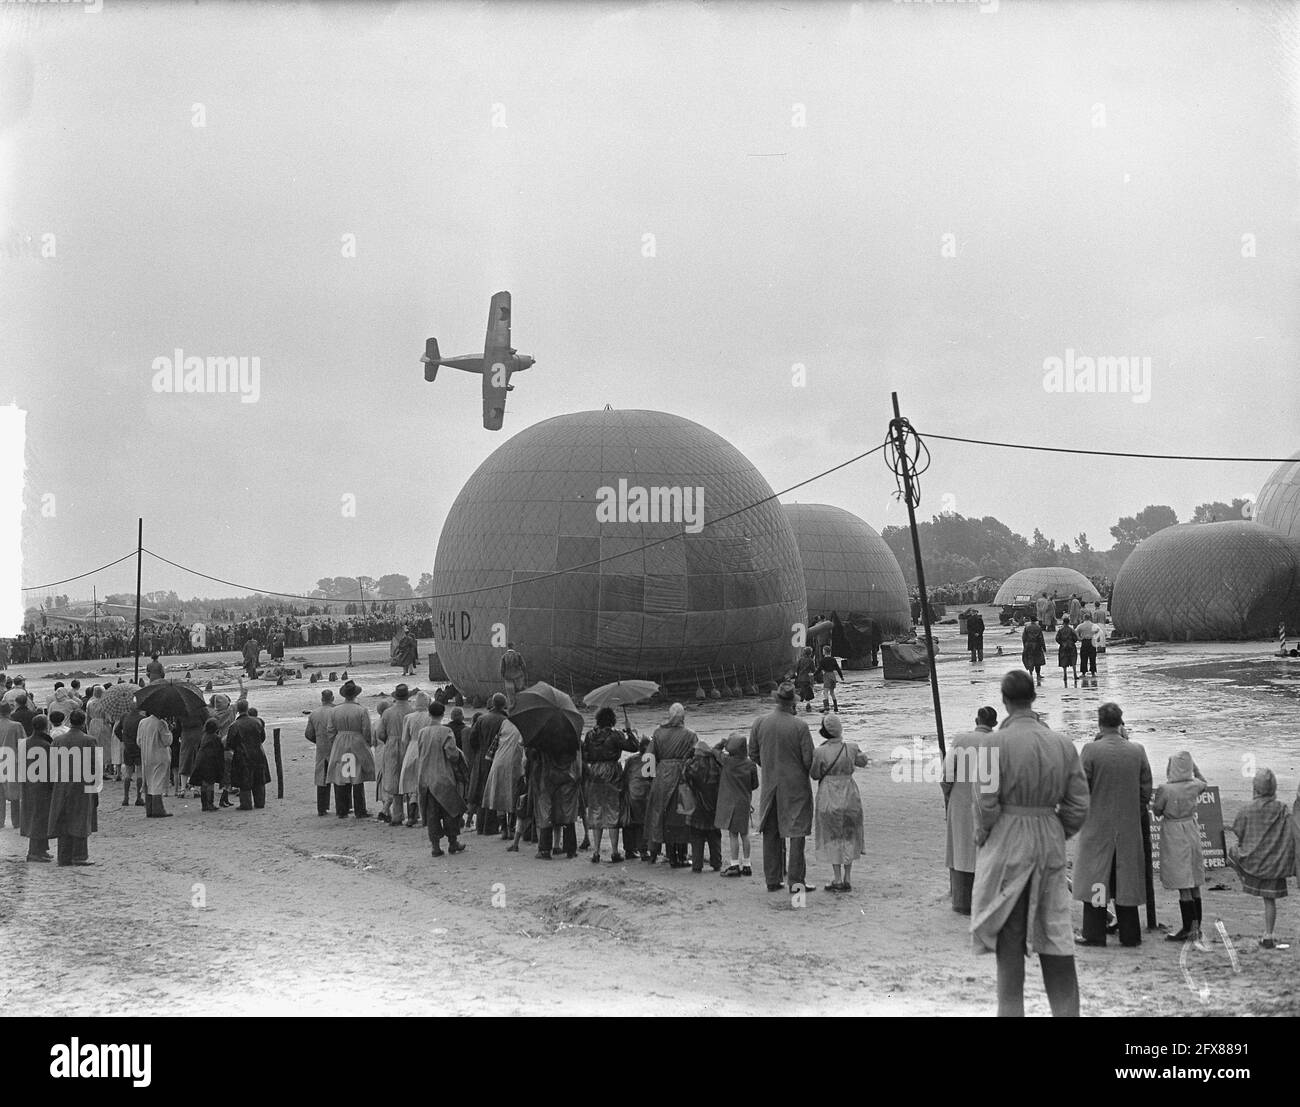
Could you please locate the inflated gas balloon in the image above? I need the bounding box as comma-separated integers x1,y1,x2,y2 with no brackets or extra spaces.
430,409,806,700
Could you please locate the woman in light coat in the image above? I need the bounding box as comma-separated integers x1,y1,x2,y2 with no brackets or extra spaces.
397,692,433,826
137,707,174,818
810,714,868,892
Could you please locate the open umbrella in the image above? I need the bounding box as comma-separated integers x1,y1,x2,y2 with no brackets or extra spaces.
582,679,659,731
509,682,583,758
135,679,207,721
101,681,140,724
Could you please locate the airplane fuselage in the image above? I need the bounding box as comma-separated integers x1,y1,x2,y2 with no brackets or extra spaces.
433,353,535,375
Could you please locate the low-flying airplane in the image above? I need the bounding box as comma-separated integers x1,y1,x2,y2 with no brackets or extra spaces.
421,290,535,431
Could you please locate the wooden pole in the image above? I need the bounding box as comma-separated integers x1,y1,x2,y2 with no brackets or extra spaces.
1142,805,1157,929
273,726,284,799
132,518,143,684
890,393,946,757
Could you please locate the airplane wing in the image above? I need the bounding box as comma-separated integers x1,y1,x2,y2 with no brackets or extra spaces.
481,291,512,430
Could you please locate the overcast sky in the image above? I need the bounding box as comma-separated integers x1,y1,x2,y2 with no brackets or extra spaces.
3,0,1297,614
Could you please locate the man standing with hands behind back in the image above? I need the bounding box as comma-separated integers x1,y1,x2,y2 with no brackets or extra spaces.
971,670,1089,1016
748,681,816,896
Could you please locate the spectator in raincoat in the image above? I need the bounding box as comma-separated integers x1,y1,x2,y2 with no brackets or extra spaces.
645,703,697,868
1072,702,1152,948
684,735,723,873
1021,617,1047,685
943,706,996,915
47,709,99,866
1153,751,1208,943
971,670,1089,1018
417,701,467,857
1227,768,1296,950
226,700,271,811
20,714,53,861
397,692,433,827
138,707,174,819
582,707,638,863
748,683,815,893
304,689,335,816
325,680,374,819
188,719,226,812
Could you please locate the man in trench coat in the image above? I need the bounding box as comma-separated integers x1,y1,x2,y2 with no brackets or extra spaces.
748,682,816,893
972,670,1089,1016
304,689,335,816
1072,702,1152,947
47,709,99,866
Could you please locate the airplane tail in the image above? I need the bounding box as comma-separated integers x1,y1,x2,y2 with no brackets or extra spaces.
422,338,440,381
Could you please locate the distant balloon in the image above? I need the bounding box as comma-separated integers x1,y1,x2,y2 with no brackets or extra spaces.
430,409,806,700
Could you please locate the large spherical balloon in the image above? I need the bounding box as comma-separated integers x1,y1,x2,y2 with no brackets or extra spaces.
782,503,911,654
1255,450,1300,540
430,410,806,700
1111,521,1300,640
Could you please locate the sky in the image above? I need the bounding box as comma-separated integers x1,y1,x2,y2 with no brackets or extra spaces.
2,0,1297,618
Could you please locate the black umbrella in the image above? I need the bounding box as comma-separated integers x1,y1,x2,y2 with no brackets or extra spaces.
510,682,583,758
135,679,208,721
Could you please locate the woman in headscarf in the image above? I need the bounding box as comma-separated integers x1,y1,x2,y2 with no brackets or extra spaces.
209,691,237,808
446,706,469,753
482,714,526,841
810,714,869,892
644,703,697,868
397,692,433,826
582,707,638,863
1227,768,1296,949
1153,751,1209,943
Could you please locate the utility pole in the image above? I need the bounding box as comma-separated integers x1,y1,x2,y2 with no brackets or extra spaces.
133,518,143,684
889,393,945,757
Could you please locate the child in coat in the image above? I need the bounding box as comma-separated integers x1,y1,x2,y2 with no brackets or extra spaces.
1227,768,1295,948
1152,751,1208,942
715,733,758,877
623,737,654,862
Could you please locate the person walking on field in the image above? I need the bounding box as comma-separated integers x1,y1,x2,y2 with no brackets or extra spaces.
1154,751,1208,943
1055,616,1079,687
816,644,844,714
1021,616,1047,686
748,682,817,894
1076,611,1098,682
971,671,1089,1017
1035,592,1055,631
1072,703,1152,948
